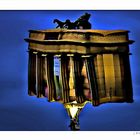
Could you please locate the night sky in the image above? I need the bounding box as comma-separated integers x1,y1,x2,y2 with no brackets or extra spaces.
0,10,139,131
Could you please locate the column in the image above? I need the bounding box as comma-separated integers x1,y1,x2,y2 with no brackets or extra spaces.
73,54,85,103
96,54,106,98
85,55,99,106
113,54,123,97
60,54,70,103
28,51,37,96
44,54,56,102
36,53,46,98
103,54,115,99
119,53,133,102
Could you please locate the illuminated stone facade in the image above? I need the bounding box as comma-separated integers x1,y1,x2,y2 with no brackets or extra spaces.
25,29,134,106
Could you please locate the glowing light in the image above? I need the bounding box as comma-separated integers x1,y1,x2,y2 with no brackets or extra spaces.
69,106,79,118
67,101,78,118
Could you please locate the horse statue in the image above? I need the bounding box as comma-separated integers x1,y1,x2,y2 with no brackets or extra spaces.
53,19,77,29
64,19,77,29
53,13,92,29
53,19,66,28
75,13,91,29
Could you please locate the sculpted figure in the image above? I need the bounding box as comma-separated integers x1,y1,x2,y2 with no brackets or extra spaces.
53,13,92,29
53,19,66,28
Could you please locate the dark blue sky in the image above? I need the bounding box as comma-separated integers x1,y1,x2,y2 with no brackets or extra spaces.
0,10,140,131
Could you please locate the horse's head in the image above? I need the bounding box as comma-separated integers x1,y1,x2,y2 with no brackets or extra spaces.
65,19,71,24
53,19,57,23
